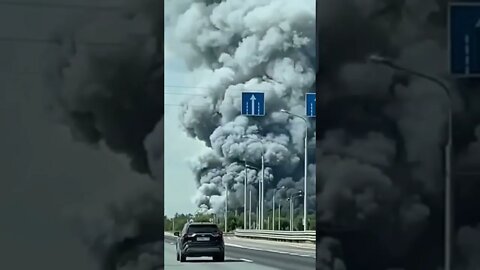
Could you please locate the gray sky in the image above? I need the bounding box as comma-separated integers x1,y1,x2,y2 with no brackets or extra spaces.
164,31,207,218
0,1,155,269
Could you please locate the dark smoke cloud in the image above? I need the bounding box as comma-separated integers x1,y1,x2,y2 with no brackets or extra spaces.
44,0,164,269
45,0,162,175
67,182,163,270
40,0,480,269
317,237,346,270
165,0,317,218
316,0,480,269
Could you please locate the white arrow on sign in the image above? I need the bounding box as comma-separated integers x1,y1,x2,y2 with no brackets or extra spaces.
250,94,256,115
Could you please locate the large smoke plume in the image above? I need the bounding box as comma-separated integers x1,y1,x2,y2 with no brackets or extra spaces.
165,0,317,221
43,0,164,269
42,0,480,269
316,0,480,269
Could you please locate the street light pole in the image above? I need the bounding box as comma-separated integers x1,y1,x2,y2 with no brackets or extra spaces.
255,207,260,229
303,128,308,231
368,54,453,270
272,192,275,230
244,160,247,230
249,188,252,229
261,155,265,229
242,135,265,230
225,187,228,232
288,192,303,231
289,197,292,231
245,162,260,230
273,186,285,230
256,187,260,229
281,110,309,231
278,203,281,230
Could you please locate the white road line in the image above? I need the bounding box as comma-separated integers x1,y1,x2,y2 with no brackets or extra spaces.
225,243,315,258
240,258,253,263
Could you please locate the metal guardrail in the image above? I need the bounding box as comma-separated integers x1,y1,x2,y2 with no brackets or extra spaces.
233,229,316,243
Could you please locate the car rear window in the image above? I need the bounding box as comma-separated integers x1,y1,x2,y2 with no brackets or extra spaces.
187,224,219,234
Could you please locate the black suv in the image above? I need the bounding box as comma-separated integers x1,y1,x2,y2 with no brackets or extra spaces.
174,222,225,262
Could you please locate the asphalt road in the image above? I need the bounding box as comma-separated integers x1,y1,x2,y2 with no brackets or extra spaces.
164,234,315,270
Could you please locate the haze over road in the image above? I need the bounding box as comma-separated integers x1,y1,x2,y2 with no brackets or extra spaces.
164,234,315,270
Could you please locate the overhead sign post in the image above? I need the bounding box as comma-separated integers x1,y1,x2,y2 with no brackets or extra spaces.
305,93,316,117
449,3,480,77
241,92,265,116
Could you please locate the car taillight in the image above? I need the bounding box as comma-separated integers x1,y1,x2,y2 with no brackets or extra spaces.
212,232,223,238
183,234,193,240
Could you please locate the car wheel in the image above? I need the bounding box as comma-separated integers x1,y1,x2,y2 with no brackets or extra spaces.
180,253,187,262
213,252,225,262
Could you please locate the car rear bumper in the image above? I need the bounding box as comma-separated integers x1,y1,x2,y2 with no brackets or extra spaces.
182,244,224,257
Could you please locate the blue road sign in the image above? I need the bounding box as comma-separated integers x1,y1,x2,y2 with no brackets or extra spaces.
305,93,316,117
241,92,265,116
449,3,480,76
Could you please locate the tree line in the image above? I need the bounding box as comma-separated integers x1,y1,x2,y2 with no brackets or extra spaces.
164,211,316,232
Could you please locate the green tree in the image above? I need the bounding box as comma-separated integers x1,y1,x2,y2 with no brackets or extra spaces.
307,214,316,230
278,217,289,230
295,216,303,231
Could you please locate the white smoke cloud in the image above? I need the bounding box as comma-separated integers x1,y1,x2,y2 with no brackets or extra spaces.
166,0,316,218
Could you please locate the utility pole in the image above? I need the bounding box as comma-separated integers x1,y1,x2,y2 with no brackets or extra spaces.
261,155,265,229
257,204,260,229
289,198,293,231
288,192,302,231
368,54,453,270
272,194,275,230
273,186,285,230
241,135,265,230
225,188,228,232
278,204,281,230
249,188,252,229
258,182,261,229
280,110,308,231
244,160,247,229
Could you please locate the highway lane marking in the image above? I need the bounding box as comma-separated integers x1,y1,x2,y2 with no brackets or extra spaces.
225,243,316,258
239,258,253,263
